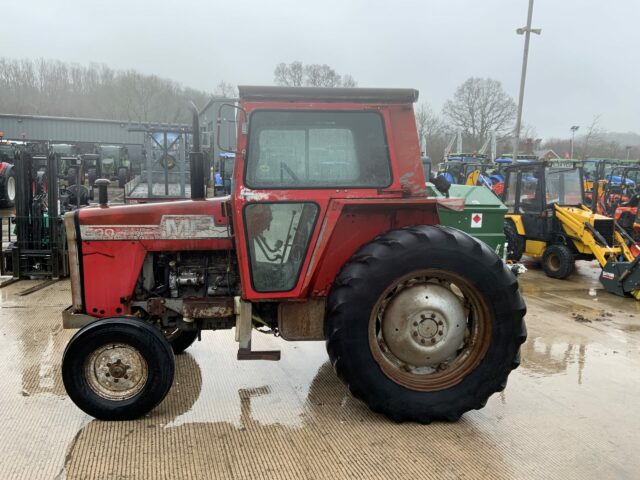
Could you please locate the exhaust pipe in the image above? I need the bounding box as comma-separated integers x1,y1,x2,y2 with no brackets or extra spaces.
189,101,205,200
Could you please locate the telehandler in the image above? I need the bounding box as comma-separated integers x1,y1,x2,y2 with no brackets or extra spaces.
61,86,526,423
502,160,640,298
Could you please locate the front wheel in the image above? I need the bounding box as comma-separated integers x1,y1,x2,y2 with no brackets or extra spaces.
62,318,175,420
542,244,575,279
325,225,527,423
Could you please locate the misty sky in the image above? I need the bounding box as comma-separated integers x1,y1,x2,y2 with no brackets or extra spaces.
4,0,639,139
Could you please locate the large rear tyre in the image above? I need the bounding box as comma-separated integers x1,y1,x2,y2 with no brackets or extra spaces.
62,318,175,420
0,167,15,208
542,244,575,279
87,168,97,188
118,167,128,188
504,220,524,261
325,225,527,423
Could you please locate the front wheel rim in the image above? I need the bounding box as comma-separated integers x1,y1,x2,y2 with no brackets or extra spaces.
84,343,149,400
369,269,492,392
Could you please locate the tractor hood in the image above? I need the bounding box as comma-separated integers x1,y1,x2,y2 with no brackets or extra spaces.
74,197,231,241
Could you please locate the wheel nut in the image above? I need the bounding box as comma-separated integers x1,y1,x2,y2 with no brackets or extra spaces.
431,339,436,344
124,375,129,379
420,314,426,320
420,339,426,344
438,331,443,336
413,321,418,327
438,321,443,326
412,331,418,337
105,373,110,377
114,379,119,383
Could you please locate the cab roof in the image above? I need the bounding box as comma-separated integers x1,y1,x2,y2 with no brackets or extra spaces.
238,85,419,104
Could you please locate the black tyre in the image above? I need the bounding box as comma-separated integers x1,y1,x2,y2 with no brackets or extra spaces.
118,167,128,188
87,168,97,188
325,225,527,423
67,167,78,185
67,184,90,207
162,328,199,354
62,318,175,420
542,244,575,279
0,166,15,208
504,220,524,261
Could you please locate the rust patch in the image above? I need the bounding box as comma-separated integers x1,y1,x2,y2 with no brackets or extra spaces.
182,298,234,319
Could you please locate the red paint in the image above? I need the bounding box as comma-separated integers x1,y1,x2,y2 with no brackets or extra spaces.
75,90,454,314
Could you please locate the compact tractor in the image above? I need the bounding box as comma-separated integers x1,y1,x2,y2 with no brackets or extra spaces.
502,160,640,297
61,87,527,423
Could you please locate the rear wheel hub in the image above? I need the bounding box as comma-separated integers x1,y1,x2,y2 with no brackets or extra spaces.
382,284,466,367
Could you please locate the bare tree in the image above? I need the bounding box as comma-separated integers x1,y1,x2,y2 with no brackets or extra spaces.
214,81,238,98
273,61,356,87
274,61,304,87
579,115,603,159
442,77,517,150
342,74,358,88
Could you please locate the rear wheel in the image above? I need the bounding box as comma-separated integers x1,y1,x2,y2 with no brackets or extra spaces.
326,225,527,423
118,167,128,188
87,168,97,187
542,244,575,279
62,318,175,420
161,327,198,354
1,167,15,207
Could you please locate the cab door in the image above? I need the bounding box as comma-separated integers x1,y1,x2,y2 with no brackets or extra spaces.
232,108,394,300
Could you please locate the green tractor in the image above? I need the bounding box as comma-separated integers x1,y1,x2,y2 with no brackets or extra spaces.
49,143,82,185
95,145,130,187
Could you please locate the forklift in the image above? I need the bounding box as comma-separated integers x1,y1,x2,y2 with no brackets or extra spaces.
1,150,89,281
502,160,640,298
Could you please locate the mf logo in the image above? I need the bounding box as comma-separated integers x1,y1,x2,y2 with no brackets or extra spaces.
160,215,228,239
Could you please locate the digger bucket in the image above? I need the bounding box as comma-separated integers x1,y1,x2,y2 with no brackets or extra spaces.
600,255,640,298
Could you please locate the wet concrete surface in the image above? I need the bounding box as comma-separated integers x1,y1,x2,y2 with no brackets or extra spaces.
1,260,640,479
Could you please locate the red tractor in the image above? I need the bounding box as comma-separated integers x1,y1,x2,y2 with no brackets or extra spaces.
61,87,526,422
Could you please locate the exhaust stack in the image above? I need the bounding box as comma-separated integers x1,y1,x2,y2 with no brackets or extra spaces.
189,102,206,200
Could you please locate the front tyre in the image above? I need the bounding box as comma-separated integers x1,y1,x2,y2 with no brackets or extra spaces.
62,318,175,420
325,225,527,423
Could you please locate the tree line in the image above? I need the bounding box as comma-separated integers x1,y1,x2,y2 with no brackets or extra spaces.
0,57,212,123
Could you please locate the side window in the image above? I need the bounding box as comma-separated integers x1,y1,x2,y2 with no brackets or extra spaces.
518,170,541,213
504,171,518,211
246,111,391,188
245,202,318,292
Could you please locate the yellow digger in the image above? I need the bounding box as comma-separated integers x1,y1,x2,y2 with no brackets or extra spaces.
502,160,640,299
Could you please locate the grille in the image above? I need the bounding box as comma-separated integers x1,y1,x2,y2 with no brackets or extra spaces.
593,218,614,246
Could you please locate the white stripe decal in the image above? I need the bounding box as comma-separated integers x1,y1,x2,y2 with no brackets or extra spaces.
80,215,230,240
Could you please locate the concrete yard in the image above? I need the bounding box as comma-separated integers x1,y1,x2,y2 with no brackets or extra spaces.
1,260,640,479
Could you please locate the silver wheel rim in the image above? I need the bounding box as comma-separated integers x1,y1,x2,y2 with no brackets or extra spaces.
84,343,149,400
7,176,15,201
369,269,492,392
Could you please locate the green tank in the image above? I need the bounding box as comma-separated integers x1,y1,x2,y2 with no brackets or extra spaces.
428,183,507,254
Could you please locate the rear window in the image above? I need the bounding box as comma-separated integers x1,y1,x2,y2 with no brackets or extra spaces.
245,111,391,189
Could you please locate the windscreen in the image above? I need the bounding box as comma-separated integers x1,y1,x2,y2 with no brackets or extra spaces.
545,168,583,205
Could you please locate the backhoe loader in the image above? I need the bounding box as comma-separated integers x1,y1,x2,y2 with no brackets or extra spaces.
502,160,640,299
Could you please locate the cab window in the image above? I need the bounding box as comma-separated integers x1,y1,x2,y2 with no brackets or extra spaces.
245,111,391,188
